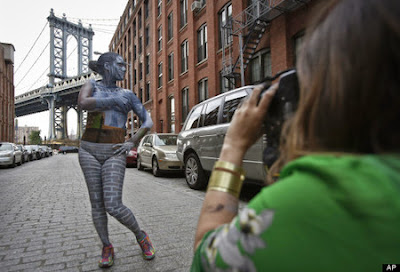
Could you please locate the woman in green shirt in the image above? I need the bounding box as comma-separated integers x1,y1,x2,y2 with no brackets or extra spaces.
191,0,400,271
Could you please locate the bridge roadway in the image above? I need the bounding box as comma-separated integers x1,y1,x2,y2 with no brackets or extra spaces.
15,72,101,117
15,72,101,139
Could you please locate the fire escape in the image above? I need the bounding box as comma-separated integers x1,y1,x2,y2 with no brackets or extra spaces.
222,0,310,87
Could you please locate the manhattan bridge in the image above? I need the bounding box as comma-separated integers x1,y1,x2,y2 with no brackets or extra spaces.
14,9,106,141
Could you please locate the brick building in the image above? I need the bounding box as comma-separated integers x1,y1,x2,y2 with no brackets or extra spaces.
109,0,319,135
0,42,15,142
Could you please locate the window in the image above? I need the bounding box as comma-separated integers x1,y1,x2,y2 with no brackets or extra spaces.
249,49,271,84
158,62,163,88
145,0,149,18
168,12,173,41
133,19,137,37
198,78,208,103
184,105,203,130
220,71,234,93
139,87,143,102
139,62,143,80
218,3,232,49
145,26,149,46
145,55,150,74
134,68,137,85
138,9,142,29
203,98,222,127
197,24,208,62
294,32,305,65
158,26,162,51
158,0,162,17
168,53,174,81
222,90,248,123
146,82,150,101
181,40,188,73
139,36,142,54
180,0,188,28
134,45,137,60
168,96,175,133
182,87,189,122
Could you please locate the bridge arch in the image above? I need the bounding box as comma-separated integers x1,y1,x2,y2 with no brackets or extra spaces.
47,9,94,86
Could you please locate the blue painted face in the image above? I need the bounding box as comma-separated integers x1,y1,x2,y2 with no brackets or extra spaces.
110,55,127,81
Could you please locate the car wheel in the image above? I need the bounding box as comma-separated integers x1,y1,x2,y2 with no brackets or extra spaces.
184,153,207,190
137,156,144,171
10,157,16,168
152,157,161,177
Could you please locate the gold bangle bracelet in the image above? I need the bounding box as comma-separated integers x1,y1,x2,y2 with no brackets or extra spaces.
213,161,245,176
207,170,244,198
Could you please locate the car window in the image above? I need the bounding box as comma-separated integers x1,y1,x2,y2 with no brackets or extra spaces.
184,105,203,130
154,135,177,146
221,90,248,124
203,98,222,127
0,143,12,151
147,135,153,145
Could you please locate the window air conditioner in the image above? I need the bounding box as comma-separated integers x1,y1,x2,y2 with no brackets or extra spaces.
191,1,202,12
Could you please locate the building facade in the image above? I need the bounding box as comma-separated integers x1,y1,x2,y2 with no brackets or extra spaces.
109,0,319,135
15,125,40,144
0,43,15,142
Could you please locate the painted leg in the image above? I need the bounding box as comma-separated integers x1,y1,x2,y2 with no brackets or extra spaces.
79,147,111,246
102,153,155,260
101,153,142,236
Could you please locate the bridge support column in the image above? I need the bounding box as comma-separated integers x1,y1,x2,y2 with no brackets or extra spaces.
42,94,57,140
55,106,68,140
77,110,82,139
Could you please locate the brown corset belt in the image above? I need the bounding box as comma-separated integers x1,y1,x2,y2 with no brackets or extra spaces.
81,126,126,144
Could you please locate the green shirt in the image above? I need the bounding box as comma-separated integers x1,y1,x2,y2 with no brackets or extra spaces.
192,154,400,271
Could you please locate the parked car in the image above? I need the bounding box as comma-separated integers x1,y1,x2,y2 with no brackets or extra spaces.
126,147,138,167
176,85,267,189
27,145,43,159
17,145,29,163
0,142,23,168
39,146,49,157
25,145,40,160
137,133,183,176
47,146,53,156
59,146,79,154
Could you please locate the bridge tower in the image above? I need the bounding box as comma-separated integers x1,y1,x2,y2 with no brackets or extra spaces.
45,9,94,140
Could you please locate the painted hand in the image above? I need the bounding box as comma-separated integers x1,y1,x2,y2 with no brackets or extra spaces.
113,141,134,156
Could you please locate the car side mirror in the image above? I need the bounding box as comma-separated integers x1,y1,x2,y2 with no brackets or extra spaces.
144,143,152,147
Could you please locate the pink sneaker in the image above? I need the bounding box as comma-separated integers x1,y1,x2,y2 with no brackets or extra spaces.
98,244,114,268
137,231,155,260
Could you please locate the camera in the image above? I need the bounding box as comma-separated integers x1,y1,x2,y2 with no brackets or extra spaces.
259,69,300,168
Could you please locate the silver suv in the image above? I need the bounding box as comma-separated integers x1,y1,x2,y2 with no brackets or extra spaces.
176,86,267,190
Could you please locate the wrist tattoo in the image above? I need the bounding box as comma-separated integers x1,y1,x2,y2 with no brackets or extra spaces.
205,203,238,214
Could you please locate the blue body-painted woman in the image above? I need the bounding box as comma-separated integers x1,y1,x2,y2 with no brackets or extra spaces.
78,52,155,268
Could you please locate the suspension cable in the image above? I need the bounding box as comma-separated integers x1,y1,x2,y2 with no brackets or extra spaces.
15,41,50,88
15,21,48,75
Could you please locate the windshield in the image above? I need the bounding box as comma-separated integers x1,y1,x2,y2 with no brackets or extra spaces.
0,143,13,151
154,135,177,146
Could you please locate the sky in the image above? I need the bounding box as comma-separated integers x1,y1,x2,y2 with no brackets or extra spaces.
1,0,128,139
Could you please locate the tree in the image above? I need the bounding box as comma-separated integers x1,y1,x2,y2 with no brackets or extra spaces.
29,130,42,145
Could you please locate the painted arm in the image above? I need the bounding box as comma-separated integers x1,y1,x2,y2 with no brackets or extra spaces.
130,96,153,146
113,93,153,155
193,84,277,251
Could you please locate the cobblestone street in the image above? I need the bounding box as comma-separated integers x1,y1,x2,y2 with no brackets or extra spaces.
0,154,206,272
